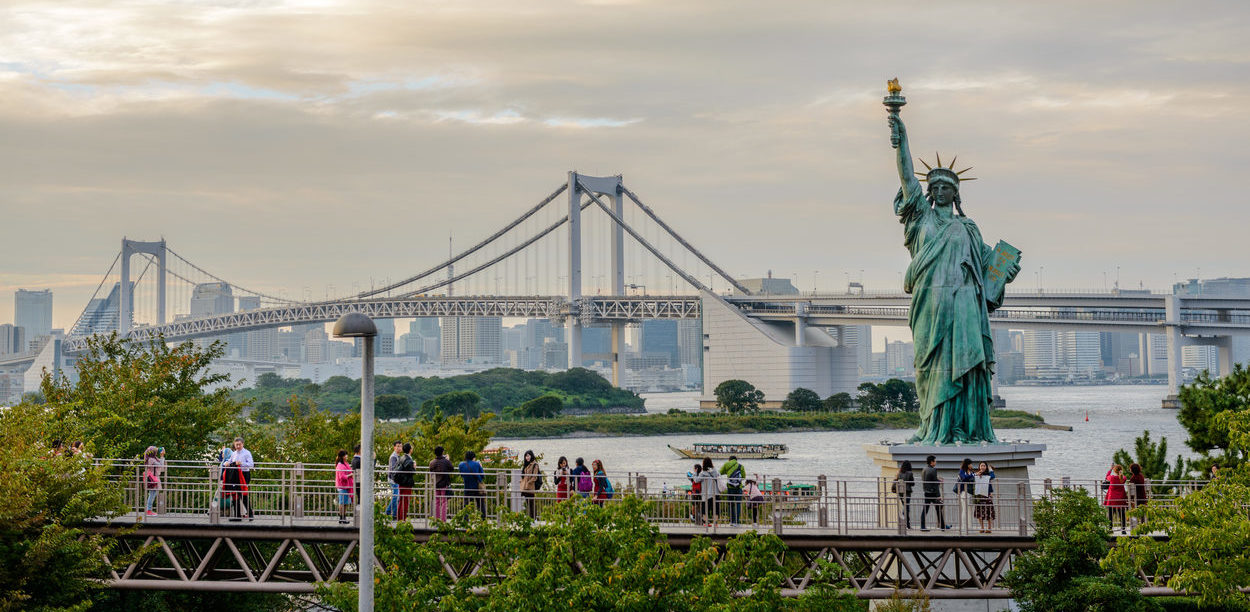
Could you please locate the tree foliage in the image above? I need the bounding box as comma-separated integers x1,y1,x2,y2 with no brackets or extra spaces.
1177,363,1250,460
234,367,642,417
517,394,563,419
418,390,482,420
714,379,765,414
375,394,413,420
1112,430,1188,492
0,403,129,612
1107,411,1250,609
1003,488,1158,612
823,392,854,413
318,497,861,611
856,379,919,413
38,333,244,461
781,387,823,412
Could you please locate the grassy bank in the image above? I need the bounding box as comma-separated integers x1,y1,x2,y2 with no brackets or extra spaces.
492,409,1048,439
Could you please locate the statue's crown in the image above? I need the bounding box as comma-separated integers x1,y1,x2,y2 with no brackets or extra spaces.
915,152,976,185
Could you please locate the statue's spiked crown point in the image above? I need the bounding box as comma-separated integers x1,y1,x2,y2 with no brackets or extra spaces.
916,153,977,184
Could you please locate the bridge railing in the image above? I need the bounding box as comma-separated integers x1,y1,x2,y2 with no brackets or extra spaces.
100,459,1210,535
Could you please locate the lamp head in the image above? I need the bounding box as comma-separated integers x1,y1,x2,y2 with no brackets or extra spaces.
332,312,377,338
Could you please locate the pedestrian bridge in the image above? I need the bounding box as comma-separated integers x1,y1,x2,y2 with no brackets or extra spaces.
88,459,1203,599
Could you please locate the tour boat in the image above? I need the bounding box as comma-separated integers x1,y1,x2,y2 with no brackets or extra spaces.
478,447,519,465
667,442,788,460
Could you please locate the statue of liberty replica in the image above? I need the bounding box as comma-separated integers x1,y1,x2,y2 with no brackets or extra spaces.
884,79,1021,445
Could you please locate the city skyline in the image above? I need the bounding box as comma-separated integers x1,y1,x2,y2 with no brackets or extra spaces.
3,2,1249,331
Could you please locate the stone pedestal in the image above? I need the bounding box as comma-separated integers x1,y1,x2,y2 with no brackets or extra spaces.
864,441,1046,537
865,441,1046,483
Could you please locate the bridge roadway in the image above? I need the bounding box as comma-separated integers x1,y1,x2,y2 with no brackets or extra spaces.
50,290,1250,356
90,460,1197,598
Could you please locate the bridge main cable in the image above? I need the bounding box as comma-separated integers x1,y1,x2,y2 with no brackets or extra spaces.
578,179,714,295
622,186,751,296
355,183,569,299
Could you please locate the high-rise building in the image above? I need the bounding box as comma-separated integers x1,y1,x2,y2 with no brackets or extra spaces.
190,282,235,355
641,320,680,368
677,319,702,367
236,296,278,361
1059,331,1102,377
1022,330,1059,377
0,324,24,355
304,326,330,364
581,325,611,366
14,289,53,339
1182,345,1219,375
884,339,915,377
375,318,395,357
72,282,132,337
440,317,503,364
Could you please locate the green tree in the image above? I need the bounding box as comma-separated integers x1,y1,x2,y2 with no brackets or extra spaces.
1004,488,1158,612
823,392,854,413
1177,363,1250,462
782,387,823,412
318,497,860,611
419,390,483,420
376,394,413,420
520,394,564,419
856,382,885,412
543,367,614,394
714,379,765,414
1112,430,1188,493
0,403,129,612
1107,411,1250,609
879,378,919,412
39,333,244,461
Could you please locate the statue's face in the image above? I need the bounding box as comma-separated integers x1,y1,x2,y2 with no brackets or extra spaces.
930,181,957,206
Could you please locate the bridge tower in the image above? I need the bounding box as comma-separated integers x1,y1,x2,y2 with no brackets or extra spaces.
119,238,167,337
567,172,625,384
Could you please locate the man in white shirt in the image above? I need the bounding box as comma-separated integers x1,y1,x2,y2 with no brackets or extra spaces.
221,437,255,520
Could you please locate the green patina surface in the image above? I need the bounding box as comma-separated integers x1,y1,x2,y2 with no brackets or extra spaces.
885,82,1021,444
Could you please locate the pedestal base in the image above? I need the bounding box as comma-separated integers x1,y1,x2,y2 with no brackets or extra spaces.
865,441,1046,482
1162,395,1181,409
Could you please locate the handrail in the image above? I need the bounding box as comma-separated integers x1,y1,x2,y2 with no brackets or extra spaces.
95,458,1214,536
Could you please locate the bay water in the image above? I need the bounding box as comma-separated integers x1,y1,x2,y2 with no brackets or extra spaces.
494,385,1193,485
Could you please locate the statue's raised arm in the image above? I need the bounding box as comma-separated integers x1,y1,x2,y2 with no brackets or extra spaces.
889,115,919,202
884,80,920,202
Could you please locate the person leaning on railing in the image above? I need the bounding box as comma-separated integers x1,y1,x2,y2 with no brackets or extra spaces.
394,443,415,521
459,450,486,517
429,446,454,522
386,441,402,519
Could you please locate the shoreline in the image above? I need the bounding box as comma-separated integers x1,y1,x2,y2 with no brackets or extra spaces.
490,410,1053,440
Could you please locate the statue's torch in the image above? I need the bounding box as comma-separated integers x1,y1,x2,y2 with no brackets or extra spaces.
884,78,906,148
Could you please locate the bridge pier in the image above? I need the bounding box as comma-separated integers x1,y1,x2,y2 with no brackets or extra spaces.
119,238,167,336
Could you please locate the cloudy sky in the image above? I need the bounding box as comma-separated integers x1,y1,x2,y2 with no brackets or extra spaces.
2,0,1248,331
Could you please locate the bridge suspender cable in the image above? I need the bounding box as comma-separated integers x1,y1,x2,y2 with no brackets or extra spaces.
165,247,300,304
398,194,596,298
354,183,570,299
66,251,121,337
621,186,751,296
577,180,716,295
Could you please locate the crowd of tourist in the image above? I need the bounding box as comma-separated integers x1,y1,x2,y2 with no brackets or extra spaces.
111,437,1196,535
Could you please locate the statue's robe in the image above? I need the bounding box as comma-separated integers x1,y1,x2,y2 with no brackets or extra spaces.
895,181,1005,444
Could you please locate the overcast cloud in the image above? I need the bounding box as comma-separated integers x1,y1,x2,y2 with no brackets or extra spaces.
2,0,1248,329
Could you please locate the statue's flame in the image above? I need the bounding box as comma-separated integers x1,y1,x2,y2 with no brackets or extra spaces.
887,78,902,94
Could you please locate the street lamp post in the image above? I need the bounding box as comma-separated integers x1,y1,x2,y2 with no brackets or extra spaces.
333,313,378,612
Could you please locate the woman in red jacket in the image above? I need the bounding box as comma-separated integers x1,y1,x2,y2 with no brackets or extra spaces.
1103,463,1129,534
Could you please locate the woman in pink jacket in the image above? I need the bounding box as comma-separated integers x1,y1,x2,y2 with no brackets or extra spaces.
1103,463,1128,534
335,450,354,524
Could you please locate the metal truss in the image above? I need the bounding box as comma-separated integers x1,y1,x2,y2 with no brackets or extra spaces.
65,296,703,352
92,525,1209,599
92,525,375,593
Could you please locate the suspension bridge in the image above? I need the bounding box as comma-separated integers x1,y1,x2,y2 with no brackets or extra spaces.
4,172,1249,405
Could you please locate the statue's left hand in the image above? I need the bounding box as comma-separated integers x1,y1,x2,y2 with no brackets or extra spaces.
1006,259,1021,283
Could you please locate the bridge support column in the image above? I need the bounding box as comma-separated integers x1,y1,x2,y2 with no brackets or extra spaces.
119,238,168,337
611,324,623,386
1163,295,1183,409
567,172,584,368
1217,336,1234,378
